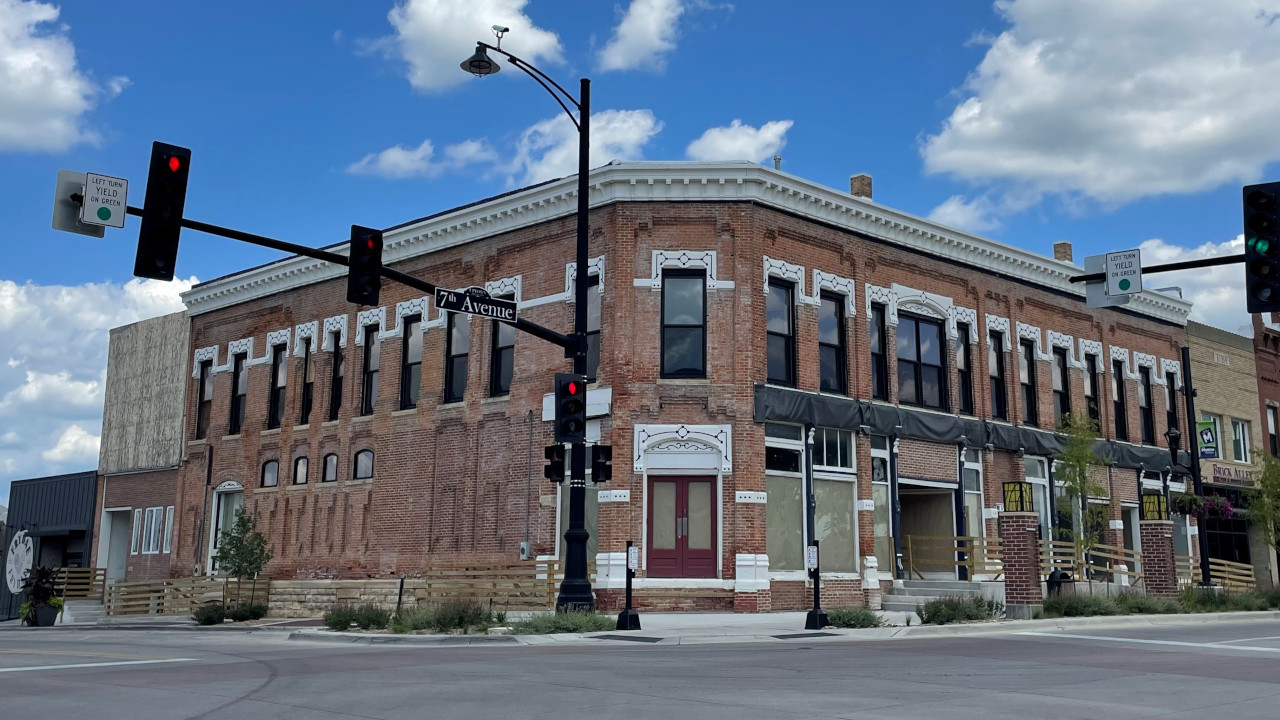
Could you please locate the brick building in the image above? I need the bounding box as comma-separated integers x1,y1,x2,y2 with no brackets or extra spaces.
107,161,1195,611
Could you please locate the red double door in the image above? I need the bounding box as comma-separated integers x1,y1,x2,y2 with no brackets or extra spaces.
647,476,717,578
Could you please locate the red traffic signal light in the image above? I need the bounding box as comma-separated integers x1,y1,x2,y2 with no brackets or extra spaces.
554,372,587,444
168,155,181,173
135,141,191,281
347,225,383,305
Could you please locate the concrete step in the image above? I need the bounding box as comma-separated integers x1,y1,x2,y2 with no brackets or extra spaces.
900,580,987,592
886,587,984,598
881,596,943,612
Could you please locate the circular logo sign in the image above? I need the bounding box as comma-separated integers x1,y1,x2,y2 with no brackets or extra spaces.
5,530,34,594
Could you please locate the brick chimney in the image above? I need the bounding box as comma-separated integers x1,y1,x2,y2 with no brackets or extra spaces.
1053,241,1073,262
849,174,872,199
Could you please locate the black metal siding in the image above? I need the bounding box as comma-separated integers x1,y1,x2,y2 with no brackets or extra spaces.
1,471,98,620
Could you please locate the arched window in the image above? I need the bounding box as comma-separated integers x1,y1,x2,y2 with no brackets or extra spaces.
322,453,338,483
260,460,279,488
293,456,308,485
353,450,374,480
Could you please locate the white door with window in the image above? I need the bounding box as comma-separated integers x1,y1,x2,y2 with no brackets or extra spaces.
208,484,244,573
104,510,131,583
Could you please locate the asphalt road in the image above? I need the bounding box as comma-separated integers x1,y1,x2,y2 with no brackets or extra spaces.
3,619,1280,719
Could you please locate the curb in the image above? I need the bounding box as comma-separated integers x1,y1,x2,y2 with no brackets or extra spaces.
288,629,520,645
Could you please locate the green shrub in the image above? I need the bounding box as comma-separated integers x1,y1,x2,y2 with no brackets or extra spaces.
916,595,1003,625
353,604,391,630
391,606,435,634
192,604,226,625
225,604,269,622
826,607,883,629
390,600,499,634
1115,593,1180,615
1178,587,1274,613
1262,590,1280,609
511,612,616,635
323,606,356,632
1042,593,1119,617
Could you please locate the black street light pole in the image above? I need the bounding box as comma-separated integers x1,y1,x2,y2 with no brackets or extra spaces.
1180,346,1214,586
462,38,595,610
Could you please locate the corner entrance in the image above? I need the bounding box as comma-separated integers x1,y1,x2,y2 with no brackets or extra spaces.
648,476,716,578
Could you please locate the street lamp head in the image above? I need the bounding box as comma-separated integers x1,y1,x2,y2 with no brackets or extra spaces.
1164,426,1182,449
461,44,500,77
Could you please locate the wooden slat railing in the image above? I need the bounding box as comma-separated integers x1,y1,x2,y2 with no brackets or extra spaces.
1175,555,1196,588
105,576,269,617
1083,543,1144,587
1040,539,1078,577
1209,557,1256,591
54,568,106,600
903,535,1003,581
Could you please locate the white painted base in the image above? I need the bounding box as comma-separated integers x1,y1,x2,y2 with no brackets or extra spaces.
734,553,770,592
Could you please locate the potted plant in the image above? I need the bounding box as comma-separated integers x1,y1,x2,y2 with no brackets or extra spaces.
20,565,63,627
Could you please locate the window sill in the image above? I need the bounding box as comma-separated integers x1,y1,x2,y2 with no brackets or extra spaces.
316,481,338,488
322,420,339,427
188,438,207,447
256,486,279,493
351,415,373,423
221,434,242,442
288,483,308,490
347,478,373,486
481,395,510,404
656,378,710,385
437,402,465,411
294,424,310,431
391,408,418,417
261,428,281,436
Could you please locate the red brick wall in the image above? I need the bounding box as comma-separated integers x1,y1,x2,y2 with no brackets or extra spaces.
1000,512,1043,607
93,469,179,581
1141,520,1178,598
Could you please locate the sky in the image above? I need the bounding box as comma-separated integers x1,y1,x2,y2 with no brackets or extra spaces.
2,0,1279,503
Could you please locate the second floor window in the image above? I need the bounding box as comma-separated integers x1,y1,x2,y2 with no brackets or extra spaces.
1232,419,1251,463
490,302,515,396
401,316,422,409
766,279,796,386
261,460,278,488
1085,354,1100,426
1269,406,1278,457
819,292,847,395
1165,371,1179,432
293,456,308,485
1052,347,1070,426
1113,360,1128,441
445,312,469,403
360,326,380,416
354,449,374,480
328,331,344,421
300,338,314,425
322,453,338,482
897,315,947,410
661,270,706,379
229,352,247,435
870,303,888,400
586,276,601,382
956,323,973,414
1019,340,1037,426
195,359,212,439
989,331,1007,420
267,343,287,429
1139,366,1155,444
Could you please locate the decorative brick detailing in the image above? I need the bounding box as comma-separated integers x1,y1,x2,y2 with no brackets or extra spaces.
1140,520,1178,598
768,579,865,611
999,512,1043,619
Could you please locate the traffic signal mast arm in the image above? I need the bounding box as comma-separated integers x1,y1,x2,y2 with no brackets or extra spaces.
84,195,577,351
1067,252,1244,284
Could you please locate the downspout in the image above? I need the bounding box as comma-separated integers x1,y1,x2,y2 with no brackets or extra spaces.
525,409,533,556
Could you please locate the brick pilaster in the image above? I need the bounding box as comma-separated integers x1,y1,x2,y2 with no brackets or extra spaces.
1140,520,1178,598
1000,512,1043,619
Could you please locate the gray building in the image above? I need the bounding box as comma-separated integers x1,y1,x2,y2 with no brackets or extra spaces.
1,471,98,620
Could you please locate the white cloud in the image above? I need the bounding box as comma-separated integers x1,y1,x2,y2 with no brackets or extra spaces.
0,276,193,499
378,0,562,92
685,119,792,163
598,0,685,72
1139,234,1250,335
105,75,130,99
921,0,1280,208
41,424,99,464
0,0,123,152
507,109,663,185
928,195,1003,234
346,138,497,179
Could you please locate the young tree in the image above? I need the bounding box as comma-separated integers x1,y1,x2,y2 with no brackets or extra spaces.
213,508,271,580
1053,411,1107,569
1248,453,1280,551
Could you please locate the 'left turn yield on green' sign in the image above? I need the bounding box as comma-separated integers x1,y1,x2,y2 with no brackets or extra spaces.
80,173,128,228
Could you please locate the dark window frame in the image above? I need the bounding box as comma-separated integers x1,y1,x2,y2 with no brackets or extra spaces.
444,312,469,403
360,325,379,416
1085,354,1100,426
870,303,888,400
322,453,338,483
1019,339,1038,427
260,460,279,488
1113,360,1129,441
293,456,308,485
896,313,949,411
660,269,707,379
328,331,344,421
766,278,797,387
300,338,314,425
267,342,287,430
400,315,422,409
1139,366,1155,445
1165,371,1179,433
229,352,247,435
1269,406,1278,458
989,331,1007,421
956,322,973,414
585,275,601,382
489,299,515,397
1052,347,1070,427
819,292,848,395
196,359,213,439
353,449,374,480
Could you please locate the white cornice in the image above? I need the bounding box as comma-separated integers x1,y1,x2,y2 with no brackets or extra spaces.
181,161,1192,326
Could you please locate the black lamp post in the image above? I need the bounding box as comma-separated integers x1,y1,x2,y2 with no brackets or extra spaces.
462,34,594,611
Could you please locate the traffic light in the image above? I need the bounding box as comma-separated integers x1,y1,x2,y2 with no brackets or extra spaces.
553,372,587,444
544,444,565,483
347,225,383,305
134,142,191,280
591,445,612,484
1245,182,1280,313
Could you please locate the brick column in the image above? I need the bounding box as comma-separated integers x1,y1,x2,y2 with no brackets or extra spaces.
1140,520,1178,598
1000,512,1043,619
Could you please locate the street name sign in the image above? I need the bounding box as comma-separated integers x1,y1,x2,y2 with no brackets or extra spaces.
80,173,128,228
434,286,518,322
1105,249,1143,296
51,169,105,238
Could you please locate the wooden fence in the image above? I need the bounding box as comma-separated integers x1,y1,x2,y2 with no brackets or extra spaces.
903,535,1003,580
1175,555,1196,588
54,568,105,600
1209,557,1256,592
105,576,269,617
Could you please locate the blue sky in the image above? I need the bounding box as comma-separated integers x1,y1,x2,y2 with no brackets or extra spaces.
2,0,1278,502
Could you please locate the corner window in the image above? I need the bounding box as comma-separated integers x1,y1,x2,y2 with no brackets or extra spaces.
989,331,1007,421
444,313,469,403
586,276,601,382
766,279,796,386
300,338,315,425
267,343,287,430
897,314,948,410
360,325,379,416
328,331,344,421
261,460,279,488
819,293,847,395
229,352,247,435
1113,360,1128,441
870,304,888,400
1139,366,1155,445
489,302,515,397
1052,347,1070,427
196,359,213,439
293,456,308,485
660,270,706,379
956,323,973,414
400,316,422,409
322,453,338,482
1019,340,1037,426
354,449,374,480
